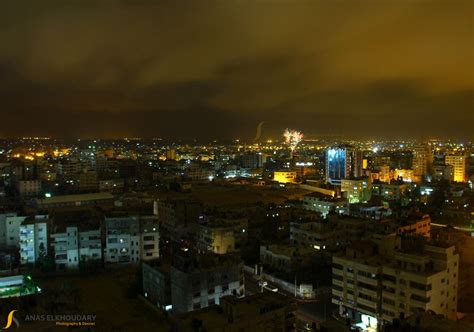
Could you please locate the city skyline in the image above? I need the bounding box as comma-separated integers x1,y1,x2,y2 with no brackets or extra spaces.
1,1,473,139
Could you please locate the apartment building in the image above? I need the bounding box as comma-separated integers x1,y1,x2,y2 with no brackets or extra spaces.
142,260,172,311
104,215,159,264
172,292,296,332
140,216,160,261
260,244,316,272
170,252,244,313
51,226,102,269
332,237,459,330
104,216,141,264
341,178,372,204
197,216,248,254
290,221,342,251
19,216,49,265
303,192,348,218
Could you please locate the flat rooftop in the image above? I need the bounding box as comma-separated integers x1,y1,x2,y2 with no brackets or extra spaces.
36,192,114,205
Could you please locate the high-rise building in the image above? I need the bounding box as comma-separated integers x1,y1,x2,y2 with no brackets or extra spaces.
445,155,466,183
412,145,432,182
241,152,266,169
326,147,363,185
332,237,459,330
166,149,177,161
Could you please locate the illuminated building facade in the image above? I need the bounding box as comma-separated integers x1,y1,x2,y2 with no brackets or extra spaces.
326,147,363,185
394,169,414,182
273,171,297,183
445,155,466,183
341,178,372,204
379,165,391,183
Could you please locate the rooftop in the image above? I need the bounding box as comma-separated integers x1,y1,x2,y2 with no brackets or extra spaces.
36,192,114,205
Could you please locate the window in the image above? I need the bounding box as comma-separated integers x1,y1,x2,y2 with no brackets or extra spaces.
383,274,396,283
383,297,395,305
410,281,431,291
410,294,430,303
332,263,343,270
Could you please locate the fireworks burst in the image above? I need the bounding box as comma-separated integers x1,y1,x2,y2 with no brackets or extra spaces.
283,128,303,151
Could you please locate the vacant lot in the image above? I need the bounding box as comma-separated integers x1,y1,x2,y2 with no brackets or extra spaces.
16,267,170,332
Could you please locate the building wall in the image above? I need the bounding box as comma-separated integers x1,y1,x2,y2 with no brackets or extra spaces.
445,155,466,183
171,262,244,314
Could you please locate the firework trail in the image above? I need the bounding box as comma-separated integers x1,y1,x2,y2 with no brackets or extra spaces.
253,121,265,141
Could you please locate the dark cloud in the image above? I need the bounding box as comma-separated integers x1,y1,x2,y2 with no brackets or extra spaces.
0,0,472,139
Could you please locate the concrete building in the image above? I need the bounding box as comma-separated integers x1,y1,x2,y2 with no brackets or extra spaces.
140,216,160,261
290,221,342,251
142,260,172,311
170,252,244,313
171,292,296,332
303,192,348,218
432,226,474,309
51,226,102,269
19,215,49,265
0,213,17,247
5,215,28,248
432,163,454,182
35,192,114,210
99,179,125,192
332,237,459,330
240,152,266,169
197,216,248,254
372,182,407,201
104,216,159,264
445,155,467,183
378,165,391,183
78,170,98,191
393,169,414,182
156,198,203,240
273,171,297,184
341,178,372,204
412,145,432,182
260,244,316,272
16,180,41,197
104,216,141,264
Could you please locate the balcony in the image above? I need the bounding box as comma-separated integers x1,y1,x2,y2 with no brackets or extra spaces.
332,268,344,276
357,275,378,286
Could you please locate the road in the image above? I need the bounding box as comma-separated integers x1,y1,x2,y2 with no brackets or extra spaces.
244,271,340,330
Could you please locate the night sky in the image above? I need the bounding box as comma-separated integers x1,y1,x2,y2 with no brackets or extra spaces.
1,1,472,140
